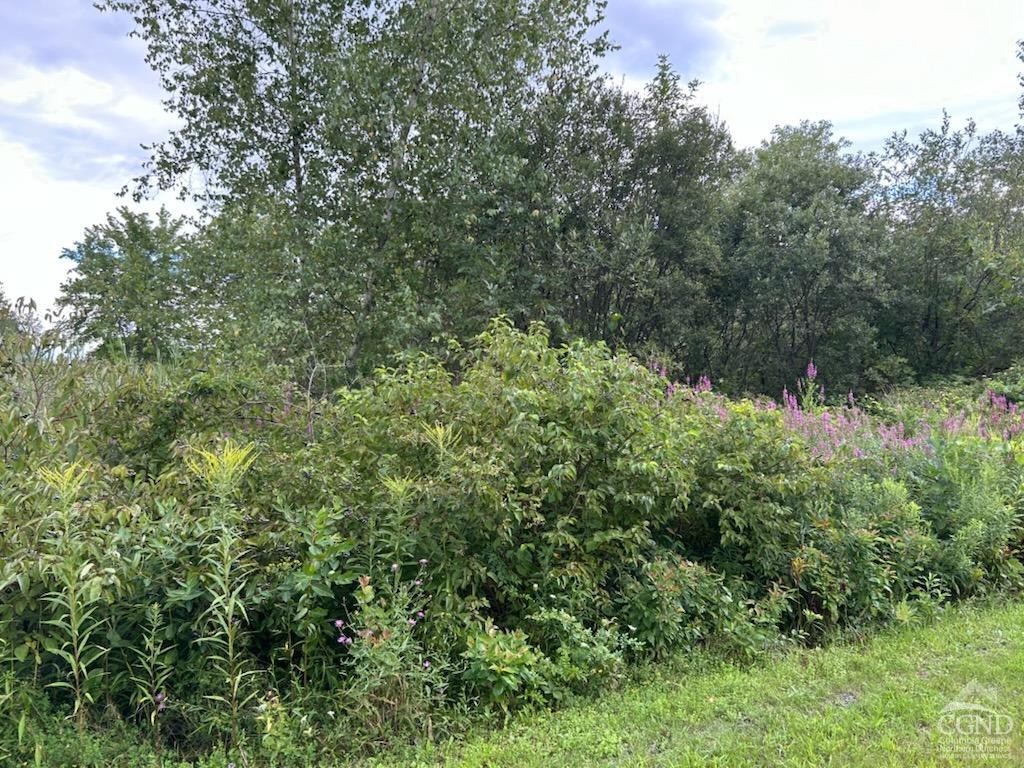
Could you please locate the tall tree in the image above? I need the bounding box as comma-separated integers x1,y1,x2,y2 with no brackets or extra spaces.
877,117,1024,378
58,208,193,359
100,0,608,383
514,58,733,358
715,122,883,393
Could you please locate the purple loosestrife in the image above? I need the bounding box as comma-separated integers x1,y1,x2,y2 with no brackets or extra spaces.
780,381,888,461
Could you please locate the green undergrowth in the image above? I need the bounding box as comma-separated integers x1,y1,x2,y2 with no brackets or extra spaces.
3,320,1024,764
383,599,1024,767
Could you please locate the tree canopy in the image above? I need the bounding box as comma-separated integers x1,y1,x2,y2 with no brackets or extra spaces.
52,4,1024,397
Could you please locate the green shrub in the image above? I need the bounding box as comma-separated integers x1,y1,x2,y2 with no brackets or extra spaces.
524,609,636,700
461,623,543,715
1,318,1022,763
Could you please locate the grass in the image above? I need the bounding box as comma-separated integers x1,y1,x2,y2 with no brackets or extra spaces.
379,601,1024,767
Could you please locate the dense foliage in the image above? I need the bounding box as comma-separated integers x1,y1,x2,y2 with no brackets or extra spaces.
42,5,1024,395
6,2,1024,765
2,320,1022,765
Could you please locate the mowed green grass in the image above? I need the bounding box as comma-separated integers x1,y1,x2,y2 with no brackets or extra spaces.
381,601,1024,767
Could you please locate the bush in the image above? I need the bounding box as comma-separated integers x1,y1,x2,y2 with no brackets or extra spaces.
1,318,1022,764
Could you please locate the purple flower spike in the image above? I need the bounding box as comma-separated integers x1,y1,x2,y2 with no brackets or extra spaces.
806,361,817,380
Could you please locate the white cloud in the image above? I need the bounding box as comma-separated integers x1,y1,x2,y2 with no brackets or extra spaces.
0,61,184,315
689,0,1023,148
0,62,131,135
0,132,188,317
0,135,116,314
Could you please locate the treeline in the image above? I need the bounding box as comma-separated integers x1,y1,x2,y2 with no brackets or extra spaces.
44,1,1024,395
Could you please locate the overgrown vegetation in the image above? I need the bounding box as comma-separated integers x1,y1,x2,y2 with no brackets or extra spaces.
2,319,1023,765
380,600,1024,766
5,1,1024,765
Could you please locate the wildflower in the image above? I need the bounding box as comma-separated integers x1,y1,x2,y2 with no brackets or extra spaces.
337,635,345,643
408,618,417,626
417,611,425,618
391,562,400,572
806,360,817,380
414,579,422,586
418,558,428,566
423,661,431,669
334,618,344,629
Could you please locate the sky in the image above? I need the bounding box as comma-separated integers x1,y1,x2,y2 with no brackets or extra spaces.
1,0,1022,315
